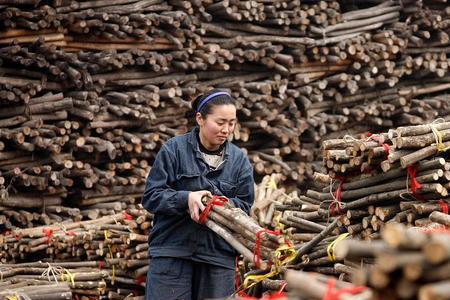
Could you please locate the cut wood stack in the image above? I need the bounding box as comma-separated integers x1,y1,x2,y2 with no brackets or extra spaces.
300,121,450,242
0,210,152,297
1,0,450,299
219,270,372,299
246,120,450,294
249,175,351,287
335,223,450,300
0,283,72,300
2,0,450,199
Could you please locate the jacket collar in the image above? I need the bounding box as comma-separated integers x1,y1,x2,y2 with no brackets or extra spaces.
187,127,230,159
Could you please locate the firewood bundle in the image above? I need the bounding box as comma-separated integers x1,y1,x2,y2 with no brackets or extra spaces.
1,0,450,198
335,223,450,300
298,121,450,242
284,269,372,300
220,270,372,299
199,194,295,274
0,283,72,300
0,210,152,297
249,175,357,285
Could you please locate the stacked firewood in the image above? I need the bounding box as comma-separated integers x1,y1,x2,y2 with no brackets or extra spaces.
241,175,356,296
219,270,372,299
0,209,152,297
2,0,450,298
244,120,450,294
283,270,372,300
298,121,450,242
0,283,72,300
335,223,450,300
2,0,450,195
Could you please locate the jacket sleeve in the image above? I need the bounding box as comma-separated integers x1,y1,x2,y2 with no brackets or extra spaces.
142,144,190,215
228,158,254,215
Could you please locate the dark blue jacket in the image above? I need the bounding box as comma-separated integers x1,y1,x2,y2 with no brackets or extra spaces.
142,128,254,269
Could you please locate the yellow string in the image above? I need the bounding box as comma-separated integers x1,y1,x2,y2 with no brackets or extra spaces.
267,178,277,190
243,269,278,290
273,243,296,267
242,240,296,290
327,233,349,261
273,213,284,231
104,230,116,284
430,125,450,152
60,268,76,287
6,296,18,300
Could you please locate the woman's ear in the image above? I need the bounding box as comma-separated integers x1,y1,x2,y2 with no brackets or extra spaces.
195,112,204,126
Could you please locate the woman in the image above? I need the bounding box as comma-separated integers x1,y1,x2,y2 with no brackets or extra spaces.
142,89,255,300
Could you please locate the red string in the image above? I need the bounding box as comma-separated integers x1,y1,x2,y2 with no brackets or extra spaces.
253,229,280,269
330,177,345,216
98,261,104,270
65,231,76,236
367,132,390,156
322,279,367,300
438,200,449,214
123,211,133,221
406,164,422,197
381,143,390,156
42,228,53,244
135,276,146,285
198,195,228,225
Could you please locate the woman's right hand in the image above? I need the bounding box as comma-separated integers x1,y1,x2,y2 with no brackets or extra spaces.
188,190,212,223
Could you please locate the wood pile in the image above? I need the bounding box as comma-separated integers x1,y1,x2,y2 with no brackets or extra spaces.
306,121,450,239
2,0,450,197
1,0,450,299
0,210,152,297
229,222,450,300
335,223,450,300
243,118,450,296
0,283,72,300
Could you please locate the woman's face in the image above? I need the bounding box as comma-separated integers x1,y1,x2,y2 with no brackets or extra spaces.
196,104,237,151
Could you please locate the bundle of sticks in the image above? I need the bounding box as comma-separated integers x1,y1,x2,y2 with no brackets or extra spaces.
200,193,295,273
0,210,152,297
219,270,372,299
301,121,450,241
0,283,72,300
335,223,450,300
1,0,450,201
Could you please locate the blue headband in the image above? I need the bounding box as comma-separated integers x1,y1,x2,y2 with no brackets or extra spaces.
196,91,231,113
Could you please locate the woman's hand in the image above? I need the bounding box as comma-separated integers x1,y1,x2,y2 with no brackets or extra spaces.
188,190,212,222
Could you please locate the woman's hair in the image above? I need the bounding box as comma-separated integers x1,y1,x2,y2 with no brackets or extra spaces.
191,88,235,117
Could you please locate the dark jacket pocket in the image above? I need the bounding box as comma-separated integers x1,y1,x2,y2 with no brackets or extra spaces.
218,180,237,198
175,173,201,191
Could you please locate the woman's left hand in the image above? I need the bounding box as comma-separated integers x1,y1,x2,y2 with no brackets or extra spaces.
188,190,211,222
